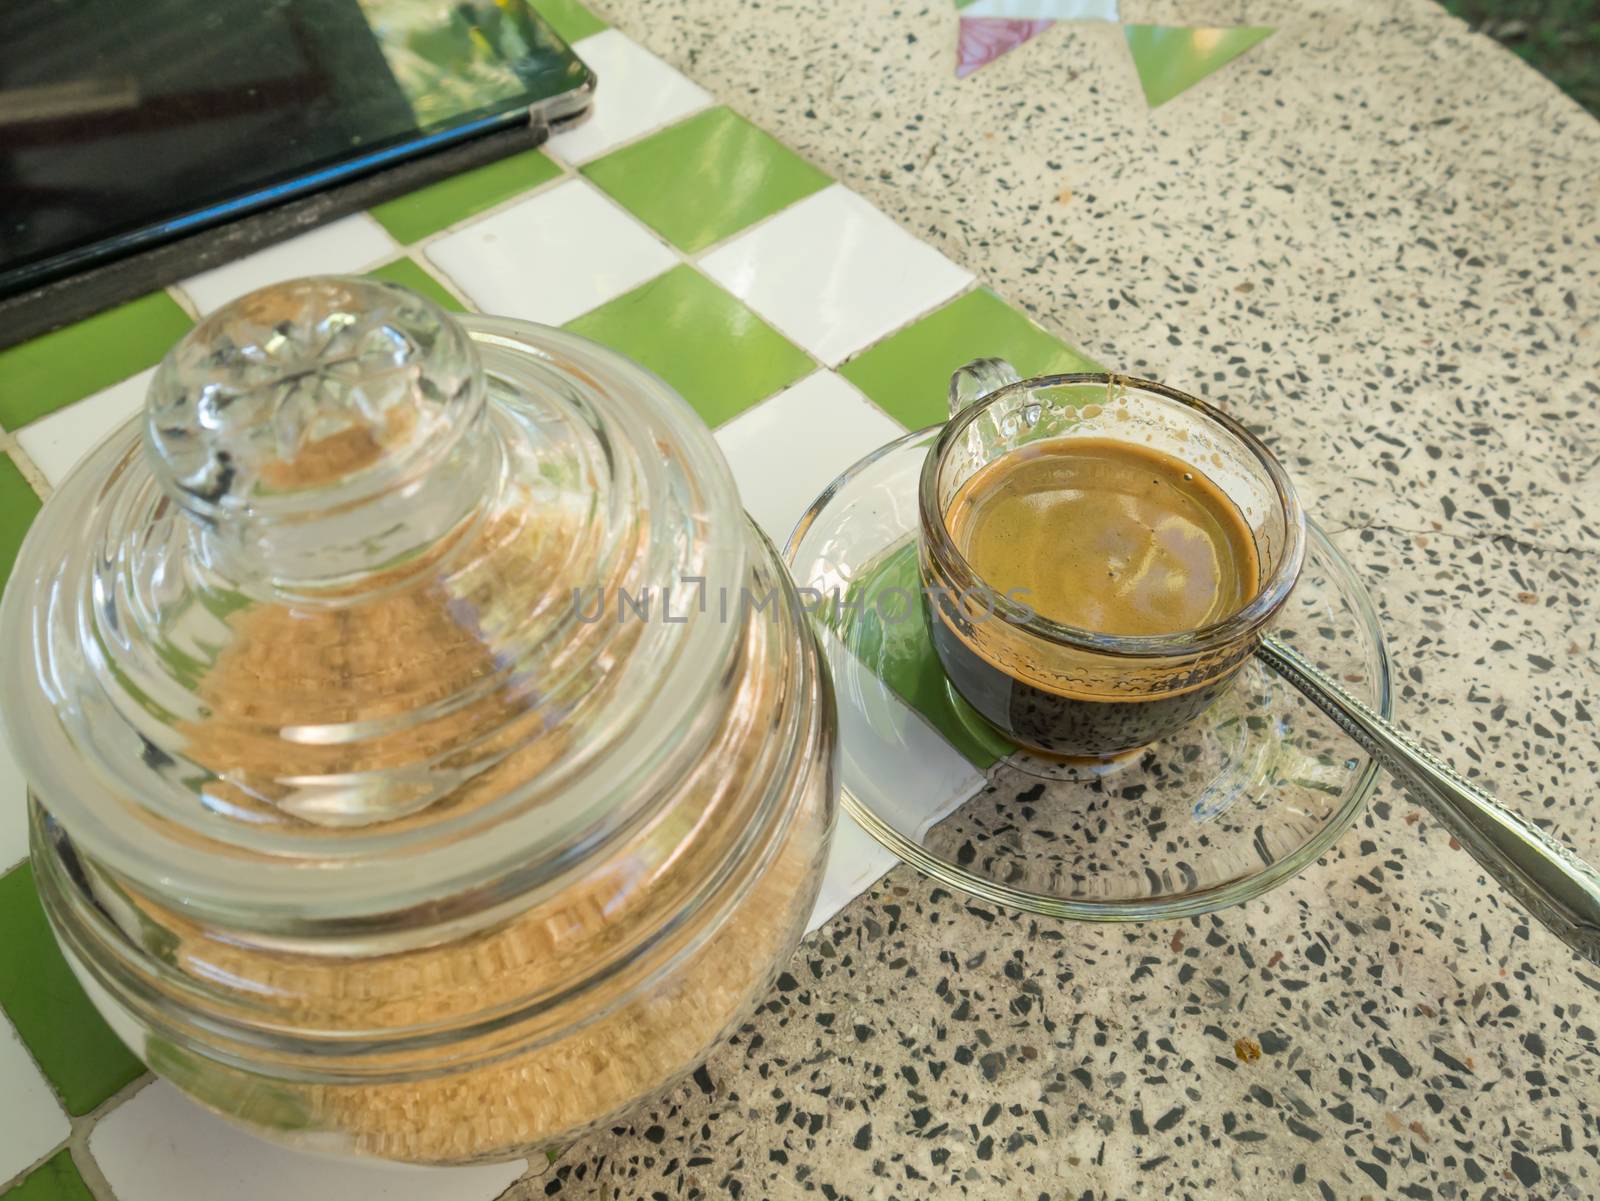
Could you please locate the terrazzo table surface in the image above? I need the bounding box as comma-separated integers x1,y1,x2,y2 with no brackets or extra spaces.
536,2,1600,1198
0,2,1594,1200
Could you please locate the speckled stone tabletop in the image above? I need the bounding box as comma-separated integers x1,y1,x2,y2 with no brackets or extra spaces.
525,2,1600,1198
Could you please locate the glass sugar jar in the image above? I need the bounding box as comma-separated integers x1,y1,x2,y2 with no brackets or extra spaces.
0,277,836,1164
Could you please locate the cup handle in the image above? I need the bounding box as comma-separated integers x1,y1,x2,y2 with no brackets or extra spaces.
948,358,1020,420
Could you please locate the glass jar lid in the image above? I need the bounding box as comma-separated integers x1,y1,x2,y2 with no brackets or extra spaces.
1,276,749,925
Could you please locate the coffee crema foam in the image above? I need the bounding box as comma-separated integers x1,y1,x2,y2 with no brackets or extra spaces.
944,437,1260,637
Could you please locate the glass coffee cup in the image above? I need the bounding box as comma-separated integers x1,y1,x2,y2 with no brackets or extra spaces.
919,361,1307,759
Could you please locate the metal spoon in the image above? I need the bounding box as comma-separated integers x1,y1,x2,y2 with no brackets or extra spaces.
1257,634,1600,964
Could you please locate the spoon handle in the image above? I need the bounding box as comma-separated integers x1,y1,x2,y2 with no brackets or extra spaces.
1257,633,1600,966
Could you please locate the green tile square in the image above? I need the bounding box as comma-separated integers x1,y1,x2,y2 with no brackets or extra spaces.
582,107,830,253
1123,25,1276,109
0,864,144,1115
0,456,42,594
839,289,1102,430
367,257,467,313
2,1151,94,1201
839,543,1014,769
370,149,562,245
0,293,192,432
532,0,606,44
565,266,813,427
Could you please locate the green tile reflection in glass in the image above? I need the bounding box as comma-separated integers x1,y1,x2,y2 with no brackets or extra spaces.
367,257,467,312
1123,25,1274,109
0,865,144,1115
565,265,813,428
833,541,1015,769
583,107,831,253
370,149,562,245
531,0,607,45
0,456,41,594
839,288,1101,429
0,292,191,432
2,1151,95,1201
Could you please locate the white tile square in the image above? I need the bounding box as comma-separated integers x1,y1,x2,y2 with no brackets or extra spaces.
180,216,398,315
425,178,674,325
548,30,713,164
17,368,153,487
805,628,987,932
700,186,972,366
715,371,903,547
807,813,899,933
90,1082,528,1201
0,1013,71,1185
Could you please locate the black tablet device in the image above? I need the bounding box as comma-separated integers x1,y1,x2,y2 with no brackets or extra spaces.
0,0,594,342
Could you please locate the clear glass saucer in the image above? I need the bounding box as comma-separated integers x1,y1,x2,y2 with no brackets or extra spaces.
786,427,1393,920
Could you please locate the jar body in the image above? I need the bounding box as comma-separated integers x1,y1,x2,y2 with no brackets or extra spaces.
30,520,836,1165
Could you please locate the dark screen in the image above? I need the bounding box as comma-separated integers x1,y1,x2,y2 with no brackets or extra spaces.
0,0,588,295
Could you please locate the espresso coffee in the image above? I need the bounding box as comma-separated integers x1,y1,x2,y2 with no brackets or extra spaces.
927,437,1261,756
948,437,1259,634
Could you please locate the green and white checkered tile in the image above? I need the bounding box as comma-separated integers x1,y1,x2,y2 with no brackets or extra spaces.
0,8,1100,1197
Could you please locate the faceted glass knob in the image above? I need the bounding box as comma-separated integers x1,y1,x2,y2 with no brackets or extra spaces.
142,276,489,592
146,276,482,514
